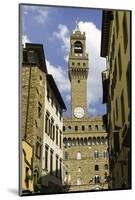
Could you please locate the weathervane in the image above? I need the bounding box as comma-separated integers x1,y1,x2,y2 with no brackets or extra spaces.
75,18,79,31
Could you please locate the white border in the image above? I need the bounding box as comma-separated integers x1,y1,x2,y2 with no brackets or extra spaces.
0,0,134,200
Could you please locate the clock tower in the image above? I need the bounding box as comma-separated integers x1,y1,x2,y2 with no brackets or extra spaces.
68,24,89,119
63,23,109,192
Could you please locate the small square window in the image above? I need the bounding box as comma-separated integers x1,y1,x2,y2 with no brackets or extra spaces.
105,164,108,170
82,125,85,131
72,62,75,66
75,126,78,131
95,165,99,171
63,126,65,131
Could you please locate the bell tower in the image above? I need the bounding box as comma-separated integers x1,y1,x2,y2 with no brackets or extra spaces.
68,24,89,119
63,22,109,193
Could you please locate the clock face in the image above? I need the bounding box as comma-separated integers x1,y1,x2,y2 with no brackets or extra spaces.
74,107,85,118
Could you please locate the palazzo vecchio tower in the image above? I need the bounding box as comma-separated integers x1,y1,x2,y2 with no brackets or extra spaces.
63,24,109,192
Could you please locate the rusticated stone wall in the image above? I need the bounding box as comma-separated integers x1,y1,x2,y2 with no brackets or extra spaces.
22,65,45,178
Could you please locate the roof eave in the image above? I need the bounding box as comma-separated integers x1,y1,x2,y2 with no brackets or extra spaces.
100,10,114,57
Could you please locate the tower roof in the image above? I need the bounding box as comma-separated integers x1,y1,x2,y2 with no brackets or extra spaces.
71,30,85,40
70,20,85,40
22,43,47,73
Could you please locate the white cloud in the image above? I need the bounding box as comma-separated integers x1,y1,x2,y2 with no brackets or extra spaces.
34,9,49,24
22,35,31,46
52,24,70,62
64,55,69,63
23,5,38,14
22,20,106,115
23,5,49,24
53,22,106,115
46,60,70,99
78,21,106,109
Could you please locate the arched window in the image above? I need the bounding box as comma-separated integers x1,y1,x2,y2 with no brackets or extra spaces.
77,177,82,185
105,164,109,170
93,137,96,145
77,152,82,160
67,138,71,147
97,137,100,145
95,165,99,171
80,138,83,146
74,41,83,54
95,125,98,131
72,138,76,146
76,138,80,146
101,137,105,144
94,175,100,184
84,138,87,146
82,125,85,131
88,125,92,131
88,137,92,146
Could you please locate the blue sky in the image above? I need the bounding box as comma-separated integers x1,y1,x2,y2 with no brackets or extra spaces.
21,4,106,117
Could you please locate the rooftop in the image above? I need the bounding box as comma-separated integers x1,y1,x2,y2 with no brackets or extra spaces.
100,10,114,57
47,74,67,110
22,43,47,73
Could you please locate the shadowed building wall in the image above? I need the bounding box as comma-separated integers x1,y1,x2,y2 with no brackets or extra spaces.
101,10,131,189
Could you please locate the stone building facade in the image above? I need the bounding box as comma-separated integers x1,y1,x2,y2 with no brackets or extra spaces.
101,10,131,189
21,43,66,194
21,43,47,192
63,26,109,192
63,117,109,191
41,74,66,193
